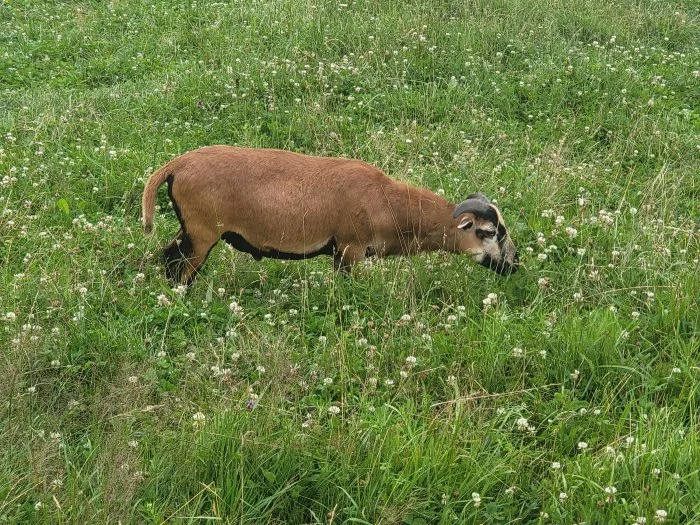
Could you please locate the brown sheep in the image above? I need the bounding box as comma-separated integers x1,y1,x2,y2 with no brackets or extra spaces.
142,146,519,284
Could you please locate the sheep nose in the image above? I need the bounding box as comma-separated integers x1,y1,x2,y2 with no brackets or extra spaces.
510,252,520,273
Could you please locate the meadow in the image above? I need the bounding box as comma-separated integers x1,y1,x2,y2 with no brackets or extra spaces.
1,0,698,523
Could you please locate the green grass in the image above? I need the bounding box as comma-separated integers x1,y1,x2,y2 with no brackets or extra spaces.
1,0,699,523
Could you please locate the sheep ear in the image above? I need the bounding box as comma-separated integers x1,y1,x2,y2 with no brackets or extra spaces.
457,217,473,230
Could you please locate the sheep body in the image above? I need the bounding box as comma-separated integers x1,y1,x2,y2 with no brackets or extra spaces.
142,146,517,283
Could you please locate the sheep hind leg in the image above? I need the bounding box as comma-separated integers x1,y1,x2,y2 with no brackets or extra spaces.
163,230,192,283
176,234,219,285
163,230,217,285
333,244,366,274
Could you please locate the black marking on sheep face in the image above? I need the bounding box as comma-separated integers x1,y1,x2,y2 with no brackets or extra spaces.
221,231,336,261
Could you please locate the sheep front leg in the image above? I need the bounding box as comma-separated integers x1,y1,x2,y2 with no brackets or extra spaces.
333,244,365,274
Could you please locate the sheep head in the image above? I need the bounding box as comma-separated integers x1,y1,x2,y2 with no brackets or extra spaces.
452,193,519,275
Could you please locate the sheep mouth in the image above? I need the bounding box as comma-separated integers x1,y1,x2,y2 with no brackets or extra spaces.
480,254,519,275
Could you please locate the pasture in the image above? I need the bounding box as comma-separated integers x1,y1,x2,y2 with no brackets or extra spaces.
0,0,698,523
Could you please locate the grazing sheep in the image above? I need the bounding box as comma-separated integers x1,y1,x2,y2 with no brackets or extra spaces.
142,146,519,284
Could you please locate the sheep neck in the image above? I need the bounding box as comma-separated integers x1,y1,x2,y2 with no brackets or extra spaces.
389,184,457,255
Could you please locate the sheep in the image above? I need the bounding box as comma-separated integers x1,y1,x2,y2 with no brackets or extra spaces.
142,146,519,284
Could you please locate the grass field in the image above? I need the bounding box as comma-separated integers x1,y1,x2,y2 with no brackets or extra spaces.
1,0,699,523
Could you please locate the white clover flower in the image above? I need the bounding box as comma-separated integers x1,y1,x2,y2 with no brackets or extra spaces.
323,377,333,386
604,486,617,494
156,350,166,358
405,355,417,365
631,311,640,320
51,360,60,367
471,492,481,507
565,227,578,238
671,367,681,374
256,365,266,374
385,378,395,387
516,417,531,431
539,350,547,359
652,468,661,477
128,440,139,448
482,292,499,307
512,347,524,358
400,314,412,322
127,376,138,384
655,509,667,522
551,461,561,470
577,441,588,450
576,247,586,256
559,492,568,502
229,301,244,316
624,436,635,447
537,253,548,261
34,501,43,510
327,405,340,415
5,312,16,321
400,370,409,378
635,517,647,525
318,335,328,344
538,277,550,289
573,292,583,302
192,412,206,422
27,386,37,394
571,369,580,380
156,294,171,307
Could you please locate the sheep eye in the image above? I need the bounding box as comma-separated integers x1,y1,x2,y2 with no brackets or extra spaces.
476,228,496,240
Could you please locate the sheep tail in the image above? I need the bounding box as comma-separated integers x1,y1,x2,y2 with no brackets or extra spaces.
142,161,173,234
